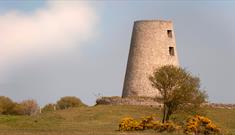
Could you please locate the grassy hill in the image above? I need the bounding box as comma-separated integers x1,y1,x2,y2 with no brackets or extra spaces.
0,105,234,135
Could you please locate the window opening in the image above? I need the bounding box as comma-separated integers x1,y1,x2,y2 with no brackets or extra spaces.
167,30,172,38
169,47,175,56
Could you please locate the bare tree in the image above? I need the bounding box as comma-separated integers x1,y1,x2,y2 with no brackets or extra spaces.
20,99,39,116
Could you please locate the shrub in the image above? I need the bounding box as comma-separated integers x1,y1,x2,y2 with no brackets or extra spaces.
56,96,86,110
153,121,180,132
19,99,39,116
11,103,25,115
0,96,15,115
119,117,142,131
41,103,56,113
119,115,180,132
184,115,221,134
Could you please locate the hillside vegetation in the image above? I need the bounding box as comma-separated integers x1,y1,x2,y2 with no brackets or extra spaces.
0,105,234,135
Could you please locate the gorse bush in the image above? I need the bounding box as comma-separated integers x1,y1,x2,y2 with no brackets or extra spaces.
119,115,222,134
152,121,181,132
56,96,86,110
119,115,180,132
119,117,141,131
184,115,221,135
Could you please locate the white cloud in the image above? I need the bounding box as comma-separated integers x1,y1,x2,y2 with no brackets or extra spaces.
0,1,97,71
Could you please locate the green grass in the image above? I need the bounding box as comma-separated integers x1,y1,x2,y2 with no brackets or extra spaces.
0,105,234,135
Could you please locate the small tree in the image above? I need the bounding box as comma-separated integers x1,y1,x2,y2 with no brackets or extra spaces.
149,65,207,123
56,96,86,110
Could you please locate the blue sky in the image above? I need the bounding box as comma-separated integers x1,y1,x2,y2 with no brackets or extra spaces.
0,0,235,106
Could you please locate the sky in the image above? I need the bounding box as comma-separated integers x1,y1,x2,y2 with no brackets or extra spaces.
0,0,235,106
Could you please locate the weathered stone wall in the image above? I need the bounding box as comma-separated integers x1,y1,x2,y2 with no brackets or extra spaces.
96,96,162,107
96,97,235,109
122,20,179,97
205,103,235,109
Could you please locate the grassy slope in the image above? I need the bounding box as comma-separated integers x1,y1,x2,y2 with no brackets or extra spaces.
0,105,234,135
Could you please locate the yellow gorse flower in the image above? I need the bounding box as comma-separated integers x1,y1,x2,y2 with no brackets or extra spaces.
119,114,221,134
119,115,180,132
184,115,220,134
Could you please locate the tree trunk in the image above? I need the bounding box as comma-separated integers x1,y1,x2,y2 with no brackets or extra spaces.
165,106,172,122
162,103,168,123
162,104,166,123
165,110,171,121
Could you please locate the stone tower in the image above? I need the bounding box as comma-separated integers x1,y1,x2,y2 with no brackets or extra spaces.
122,20,179,98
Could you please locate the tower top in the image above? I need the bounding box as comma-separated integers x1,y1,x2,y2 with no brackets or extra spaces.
134,19,172,23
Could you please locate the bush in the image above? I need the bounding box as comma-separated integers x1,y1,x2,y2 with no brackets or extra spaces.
119,115,180,132
56,96,86,110
119,117,142,131
19,100,39,116
119,114,222,134
0,96,15,115
11,103,25,115
0,97,40,116
41,104,56,113
153,121,180,132
184,115,221,134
